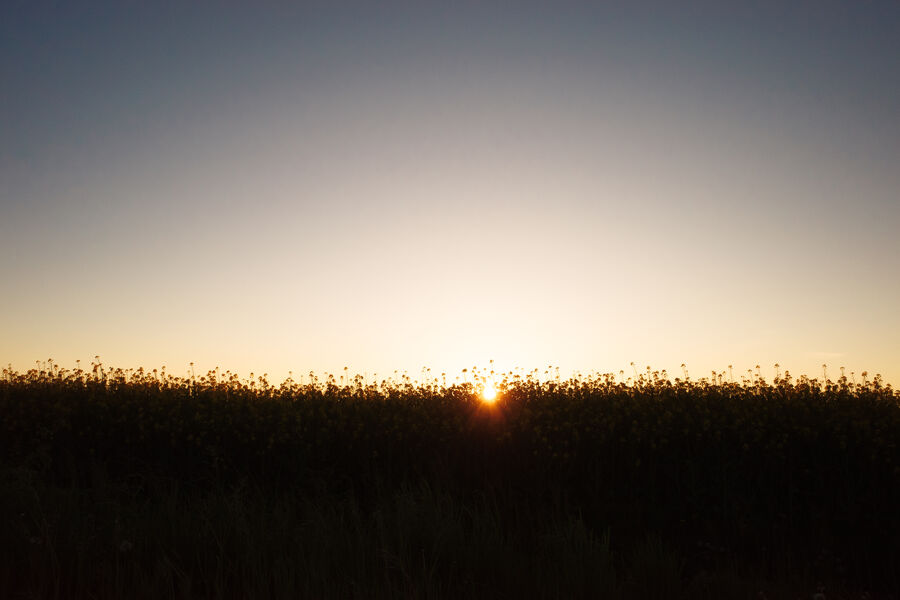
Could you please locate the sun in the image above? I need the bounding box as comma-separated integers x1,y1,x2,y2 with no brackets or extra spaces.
481,382,498,403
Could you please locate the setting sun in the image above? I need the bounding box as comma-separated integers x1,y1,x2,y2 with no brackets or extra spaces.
481,382,498,403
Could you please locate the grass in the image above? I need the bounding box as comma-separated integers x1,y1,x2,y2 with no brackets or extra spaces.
1,362,898,598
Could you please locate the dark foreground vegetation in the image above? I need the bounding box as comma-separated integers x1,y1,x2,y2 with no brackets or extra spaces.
1,363,898,599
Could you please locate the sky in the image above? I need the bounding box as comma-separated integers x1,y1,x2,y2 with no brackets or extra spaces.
2,1,899,385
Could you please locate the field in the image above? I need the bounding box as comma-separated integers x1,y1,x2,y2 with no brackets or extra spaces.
1,363,898,599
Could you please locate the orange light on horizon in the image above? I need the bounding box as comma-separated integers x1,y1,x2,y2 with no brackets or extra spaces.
481,381,498,403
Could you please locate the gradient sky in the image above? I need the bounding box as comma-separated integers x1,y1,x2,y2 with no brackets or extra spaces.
2,1,899,385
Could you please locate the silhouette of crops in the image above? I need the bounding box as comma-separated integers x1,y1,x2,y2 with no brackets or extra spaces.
1,361,898,596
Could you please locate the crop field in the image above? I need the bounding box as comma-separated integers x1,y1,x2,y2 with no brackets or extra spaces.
1,363,898,599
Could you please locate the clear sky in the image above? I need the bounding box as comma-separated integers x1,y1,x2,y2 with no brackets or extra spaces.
2,1,898,385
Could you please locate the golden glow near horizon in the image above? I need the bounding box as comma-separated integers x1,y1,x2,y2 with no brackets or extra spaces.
481,381,498,403
0,358,891,393
1,5,898,387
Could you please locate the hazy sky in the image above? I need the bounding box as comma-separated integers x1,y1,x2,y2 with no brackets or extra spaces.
2,1,899,384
